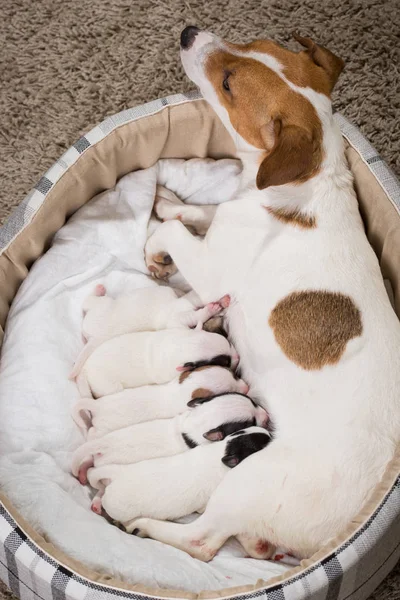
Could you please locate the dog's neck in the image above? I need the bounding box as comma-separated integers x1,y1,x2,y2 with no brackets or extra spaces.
236,113,354,216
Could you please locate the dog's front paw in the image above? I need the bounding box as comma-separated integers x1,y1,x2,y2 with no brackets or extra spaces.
126,517,150,537
146,251,177,280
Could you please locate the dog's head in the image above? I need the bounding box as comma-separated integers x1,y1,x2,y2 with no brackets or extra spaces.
182,393,269,447
180,27,344,188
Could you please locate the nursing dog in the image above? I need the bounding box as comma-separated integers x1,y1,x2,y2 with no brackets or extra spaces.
135,28,400,560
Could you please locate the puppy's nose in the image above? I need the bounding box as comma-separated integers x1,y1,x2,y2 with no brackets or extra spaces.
181,26,200,49
241,383,250,395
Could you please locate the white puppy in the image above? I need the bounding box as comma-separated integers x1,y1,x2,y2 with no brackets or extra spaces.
71,393,269,483
87,427,271,534
72,328,239,398
72,393,268,481
82,283,227,342
72,365,248,438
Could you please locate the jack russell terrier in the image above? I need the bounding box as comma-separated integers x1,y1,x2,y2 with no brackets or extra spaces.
71,392,268,483
71,327,239,398
82,283,228,342
88,426,272,538
73,365,249,438
132,27,400,561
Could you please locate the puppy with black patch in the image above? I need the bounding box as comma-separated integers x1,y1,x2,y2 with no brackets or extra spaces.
87,427,271,532
71,328,239,398
71,393,269,483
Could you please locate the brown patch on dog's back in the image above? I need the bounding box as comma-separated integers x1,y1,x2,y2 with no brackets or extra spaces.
269,290,362,370
178,364,215,384
191,387,213,400
266,206,316,229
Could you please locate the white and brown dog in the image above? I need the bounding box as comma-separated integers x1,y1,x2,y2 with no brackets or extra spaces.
134,27,400,561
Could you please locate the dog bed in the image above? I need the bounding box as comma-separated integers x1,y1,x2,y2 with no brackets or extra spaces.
0,91,399,600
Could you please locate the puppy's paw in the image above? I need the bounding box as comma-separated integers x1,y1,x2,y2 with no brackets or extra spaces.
146,251,177,280
126,517,149,537
154,195,184,223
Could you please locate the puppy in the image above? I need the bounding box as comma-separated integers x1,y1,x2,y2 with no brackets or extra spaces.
72,393,269,483
87,427,271,532
72,365,248,438
71,328,239,398
82,284,228,342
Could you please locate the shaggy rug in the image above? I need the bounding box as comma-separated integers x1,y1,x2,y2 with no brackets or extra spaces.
0,0,399,597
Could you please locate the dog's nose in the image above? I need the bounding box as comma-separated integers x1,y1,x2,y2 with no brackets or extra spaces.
181,26,200,50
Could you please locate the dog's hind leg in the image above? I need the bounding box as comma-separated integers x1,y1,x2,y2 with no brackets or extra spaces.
235,533,276,559
128,513,230,562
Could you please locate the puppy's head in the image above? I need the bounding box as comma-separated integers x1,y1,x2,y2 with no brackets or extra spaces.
180,28,344,188
221,426,271,467
178,364,249,395
182,392,269,447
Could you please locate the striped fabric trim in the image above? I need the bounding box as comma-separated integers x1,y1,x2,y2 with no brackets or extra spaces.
0,94,399,600
0,477,399,600
333,112,400,216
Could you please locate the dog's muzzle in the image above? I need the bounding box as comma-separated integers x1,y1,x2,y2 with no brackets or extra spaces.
180,26,200,50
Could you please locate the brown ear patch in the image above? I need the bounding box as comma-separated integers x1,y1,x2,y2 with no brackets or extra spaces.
266,206,316,229
269,290,362,370
191,388,213,400
178,364,216,384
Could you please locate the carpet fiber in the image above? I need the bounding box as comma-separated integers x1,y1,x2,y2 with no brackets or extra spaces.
0,0,399,597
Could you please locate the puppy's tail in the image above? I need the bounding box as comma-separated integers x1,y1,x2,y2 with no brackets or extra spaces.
69,339,100,380
71,439,97,478
82,284,107,314
72,399,97,430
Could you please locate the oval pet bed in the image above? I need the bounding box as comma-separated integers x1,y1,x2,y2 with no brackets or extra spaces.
0,90,399,600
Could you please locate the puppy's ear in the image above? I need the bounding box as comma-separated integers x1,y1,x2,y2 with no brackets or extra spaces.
176,363,195,372
293,33,344,93
257,120,315,189
203,427,225,441
187,388,214,407
221,454,240,468
208,354,231,368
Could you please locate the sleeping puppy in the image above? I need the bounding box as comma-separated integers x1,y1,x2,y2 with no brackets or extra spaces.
72,365,249,438
71,328,239,398
82,283,229,342
71,393,269,483
87,427,271,532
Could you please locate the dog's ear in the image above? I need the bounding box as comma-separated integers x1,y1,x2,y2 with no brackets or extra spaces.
293,33,344,93
187,388,214,407
208,354,231,368
256,120,315,189
203,427,225,441
221,454,240,468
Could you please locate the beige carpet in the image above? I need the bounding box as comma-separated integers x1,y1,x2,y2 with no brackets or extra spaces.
0,0,399,597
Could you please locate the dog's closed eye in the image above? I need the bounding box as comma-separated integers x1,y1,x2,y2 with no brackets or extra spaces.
223,70,232,93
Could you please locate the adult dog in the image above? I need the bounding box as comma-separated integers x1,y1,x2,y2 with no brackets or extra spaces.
136,27,400,561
